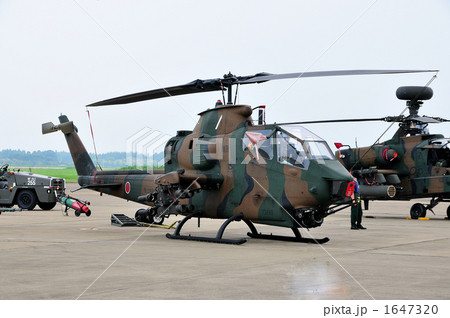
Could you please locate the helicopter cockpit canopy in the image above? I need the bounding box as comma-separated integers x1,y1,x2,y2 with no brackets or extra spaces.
243,125,335,169
421,138,450,168
279,126,335,166
429,138,450,149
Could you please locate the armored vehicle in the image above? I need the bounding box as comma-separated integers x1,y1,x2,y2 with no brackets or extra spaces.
0,164,65,210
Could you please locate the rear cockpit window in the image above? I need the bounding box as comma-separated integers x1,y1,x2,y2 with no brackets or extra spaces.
242,130,274,160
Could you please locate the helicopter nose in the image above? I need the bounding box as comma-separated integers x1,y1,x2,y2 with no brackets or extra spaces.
316,161,355,200
319,161,353,180
331,179,355,198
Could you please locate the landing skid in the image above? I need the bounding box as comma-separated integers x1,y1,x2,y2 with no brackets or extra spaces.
166,212,330,245
166,212,247,245
244,220,329,244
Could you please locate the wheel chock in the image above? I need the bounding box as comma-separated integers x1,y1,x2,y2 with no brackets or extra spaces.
406,217,430,220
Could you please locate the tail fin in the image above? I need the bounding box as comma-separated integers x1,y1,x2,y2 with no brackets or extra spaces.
42,115,97,177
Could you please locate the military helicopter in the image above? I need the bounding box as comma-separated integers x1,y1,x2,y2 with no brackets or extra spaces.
289,84,450,219
42,69,436,244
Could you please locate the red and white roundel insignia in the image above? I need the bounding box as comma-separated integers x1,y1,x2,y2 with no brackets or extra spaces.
125,182,131,194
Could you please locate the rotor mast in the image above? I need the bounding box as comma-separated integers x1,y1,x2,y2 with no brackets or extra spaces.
222,72,236,104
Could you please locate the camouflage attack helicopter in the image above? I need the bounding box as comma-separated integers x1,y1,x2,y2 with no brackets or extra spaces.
290,84,450,219
43,70,436,244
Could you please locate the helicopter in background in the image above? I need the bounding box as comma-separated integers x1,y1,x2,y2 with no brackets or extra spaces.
294,85,450,219
43,69,437,244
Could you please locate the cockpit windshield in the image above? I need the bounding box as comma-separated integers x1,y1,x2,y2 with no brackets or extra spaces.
430,138,450,149
427,138,450,168
277,126,335,167
242,126,336,169
283,125,323,142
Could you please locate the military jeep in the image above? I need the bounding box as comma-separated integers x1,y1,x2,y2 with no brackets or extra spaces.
0,164,65,210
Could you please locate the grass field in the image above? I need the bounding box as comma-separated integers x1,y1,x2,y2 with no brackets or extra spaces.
28,167,78,182
24,166,162,183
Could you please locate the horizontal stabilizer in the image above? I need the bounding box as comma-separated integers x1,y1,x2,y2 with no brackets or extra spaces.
42,121,75,135
42,122,57,134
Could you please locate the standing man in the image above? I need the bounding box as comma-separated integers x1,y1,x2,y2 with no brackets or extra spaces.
351,176,366,230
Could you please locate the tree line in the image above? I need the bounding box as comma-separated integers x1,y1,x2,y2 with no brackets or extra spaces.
0,149,131,168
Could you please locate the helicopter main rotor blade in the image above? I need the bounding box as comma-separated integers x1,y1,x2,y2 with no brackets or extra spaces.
87,69,438,106
238,69,439,84
411,116,449,123
87,79,223,106
277,115,449,126
276,118,386,125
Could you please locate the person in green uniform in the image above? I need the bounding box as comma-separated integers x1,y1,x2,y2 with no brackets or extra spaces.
351,176,366,230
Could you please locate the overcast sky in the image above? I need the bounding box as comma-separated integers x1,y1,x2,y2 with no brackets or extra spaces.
0,0,449,154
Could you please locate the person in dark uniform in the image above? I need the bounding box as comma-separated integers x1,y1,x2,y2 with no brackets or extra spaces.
351,176,366,230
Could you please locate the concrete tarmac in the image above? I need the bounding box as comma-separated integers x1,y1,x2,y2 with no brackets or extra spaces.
0,184,449,300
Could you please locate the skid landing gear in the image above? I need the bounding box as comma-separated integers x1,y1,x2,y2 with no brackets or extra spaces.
166,212,247,244
166,212,330,245
245,220,329,244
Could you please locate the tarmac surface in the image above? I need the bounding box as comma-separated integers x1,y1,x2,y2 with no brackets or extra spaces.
1,183,449,300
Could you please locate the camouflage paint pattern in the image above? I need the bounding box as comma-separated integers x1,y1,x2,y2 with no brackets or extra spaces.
337,133,450,201
48,105,355,229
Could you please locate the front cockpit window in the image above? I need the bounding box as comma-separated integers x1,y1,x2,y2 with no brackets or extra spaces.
304,140,335,160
